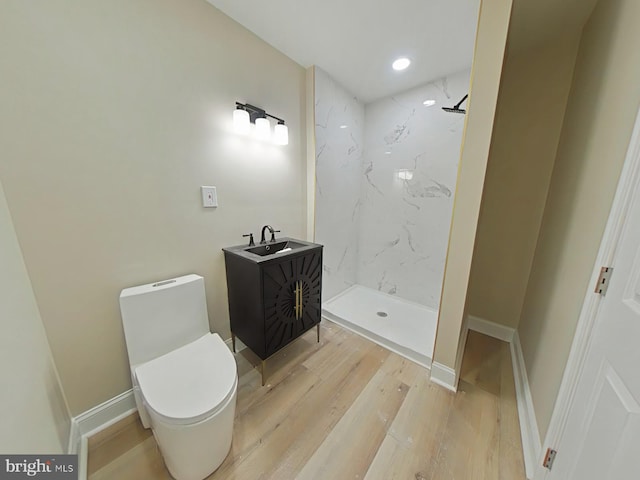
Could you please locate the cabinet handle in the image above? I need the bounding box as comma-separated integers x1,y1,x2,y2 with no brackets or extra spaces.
294,280,303,320
294,281,299,320
298,281,303,319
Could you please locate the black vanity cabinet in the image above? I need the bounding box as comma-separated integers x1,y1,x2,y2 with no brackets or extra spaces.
223,239,323,360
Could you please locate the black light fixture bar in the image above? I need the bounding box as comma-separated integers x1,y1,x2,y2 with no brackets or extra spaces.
235,102,285,124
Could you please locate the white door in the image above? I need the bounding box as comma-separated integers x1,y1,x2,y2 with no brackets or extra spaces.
547,158,640,476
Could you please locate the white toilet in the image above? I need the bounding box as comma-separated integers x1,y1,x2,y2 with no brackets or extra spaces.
119,274,237,480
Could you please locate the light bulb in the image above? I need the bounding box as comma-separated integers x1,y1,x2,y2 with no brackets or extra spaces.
233,108,250,135
274,123,289,145
392,57,411,71
255,117,271,141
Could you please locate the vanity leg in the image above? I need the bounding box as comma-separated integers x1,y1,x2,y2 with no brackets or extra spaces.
317,323,320,343
231,332,236,353
261,360,266,387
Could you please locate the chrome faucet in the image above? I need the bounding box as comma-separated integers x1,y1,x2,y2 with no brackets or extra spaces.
260,225,280,244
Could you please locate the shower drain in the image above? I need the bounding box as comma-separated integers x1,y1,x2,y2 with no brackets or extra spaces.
376,311,388,318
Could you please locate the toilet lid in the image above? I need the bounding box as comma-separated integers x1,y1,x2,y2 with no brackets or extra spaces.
135,333,237,425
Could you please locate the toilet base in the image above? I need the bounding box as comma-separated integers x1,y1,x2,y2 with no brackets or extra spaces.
149,385,237,480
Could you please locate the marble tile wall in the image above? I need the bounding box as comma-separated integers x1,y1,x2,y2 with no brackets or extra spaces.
313,67,364,300
314,68,470,309
357,70,470,309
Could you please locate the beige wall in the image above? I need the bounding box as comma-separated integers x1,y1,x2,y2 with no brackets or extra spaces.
0,178,70,453
467,33,580,328
518,0,640,441
433,0,513,371
0,0,306,415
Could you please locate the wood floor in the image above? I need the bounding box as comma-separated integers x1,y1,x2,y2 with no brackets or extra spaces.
87,323,526,479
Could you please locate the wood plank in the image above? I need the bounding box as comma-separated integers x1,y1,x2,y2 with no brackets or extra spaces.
211,363,320,477
87,326,527,480
460,330,503,396
295,365,410,479
364,369,454,480
265,344,390,479
301,324,375,378
90,435,169,480
87,414,152,476
429,379,500,480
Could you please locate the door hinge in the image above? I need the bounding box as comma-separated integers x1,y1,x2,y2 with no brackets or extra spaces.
543,448,557,470
594,266,613,296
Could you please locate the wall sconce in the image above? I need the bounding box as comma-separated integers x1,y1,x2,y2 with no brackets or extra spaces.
234,102,289,145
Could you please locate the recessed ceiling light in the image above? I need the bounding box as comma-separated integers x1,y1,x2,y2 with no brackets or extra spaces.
392,57,411,71
423,99,436,107
397,169,413,180
339,124,348,129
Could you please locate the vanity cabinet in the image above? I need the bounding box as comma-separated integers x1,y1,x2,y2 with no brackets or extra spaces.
223,240,323,360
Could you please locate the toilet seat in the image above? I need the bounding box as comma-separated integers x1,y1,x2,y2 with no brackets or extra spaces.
135,333,237,426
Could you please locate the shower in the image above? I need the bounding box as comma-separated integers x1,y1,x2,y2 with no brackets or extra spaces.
314,66,471,367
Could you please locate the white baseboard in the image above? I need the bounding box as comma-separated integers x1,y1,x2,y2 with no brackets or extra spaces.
430,362,458,392
511,331,542,480
68,389,137,480
467,315,515,342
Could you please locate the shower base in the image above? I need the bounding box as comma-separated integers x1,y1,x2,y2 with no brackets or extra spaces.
322,285,436,368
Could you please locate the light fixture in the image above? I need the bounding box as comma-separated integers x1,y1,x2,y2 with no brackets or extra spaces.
233,102,289,145
255,117,271,141
233,107,250,134
423,99,436,107
392,57,411,71
339,124,348,129
274,122,289,145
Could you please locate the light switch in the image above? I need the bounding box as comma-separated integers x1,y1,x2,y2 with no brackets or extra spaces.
201,186,218,208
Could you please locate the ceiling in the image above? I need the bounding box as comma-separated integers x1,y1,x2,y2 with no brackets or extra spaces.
206,0,481,104
508,0,599,52
205,0,600,104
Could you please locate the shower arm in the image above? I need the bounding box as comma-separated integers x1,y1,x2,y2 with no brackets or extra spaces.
454,94,468,109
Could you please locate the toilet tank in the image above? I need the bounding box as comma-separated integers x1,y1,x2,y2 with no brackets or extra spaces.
120,274,210,367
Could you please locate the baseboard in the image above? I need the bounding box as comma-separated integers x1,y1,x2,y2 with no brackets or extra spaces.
67,389,136,479
430,362,458,392
467,315,515,342
511,331,542,480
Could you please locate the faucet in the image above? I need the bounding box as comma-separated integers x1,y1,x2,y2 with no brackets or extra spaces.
260,225,280,244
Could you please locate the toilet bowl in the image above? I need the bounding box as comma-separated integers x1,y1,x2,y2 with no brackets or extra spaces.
119,274,237,480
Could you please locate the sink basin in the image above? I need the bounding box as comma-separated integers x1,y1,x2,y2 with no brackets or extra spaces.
223,237,322,264
245,240,306,257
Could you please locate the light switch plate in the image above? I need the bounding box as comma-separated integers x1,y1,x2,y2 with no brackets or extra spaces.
201,186,218,207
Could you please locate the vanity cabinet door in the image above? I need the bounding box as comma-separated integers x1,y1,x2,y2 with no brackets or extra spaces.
262,249,322,357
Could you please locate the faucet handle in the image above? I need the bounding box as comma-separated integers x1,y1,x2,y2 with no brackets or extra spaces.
270,230,281,242
242,233,255,246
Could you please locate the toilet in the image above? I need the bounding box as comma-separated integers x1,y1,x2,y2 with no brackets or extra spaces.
119,274,237,480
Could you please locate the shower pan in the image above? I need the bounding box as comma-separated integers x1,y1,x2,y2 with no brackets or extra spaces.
323,285,436,367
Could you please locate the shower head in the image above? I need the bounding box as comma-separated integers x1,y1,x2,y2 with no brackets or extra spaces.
442,94,468,114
